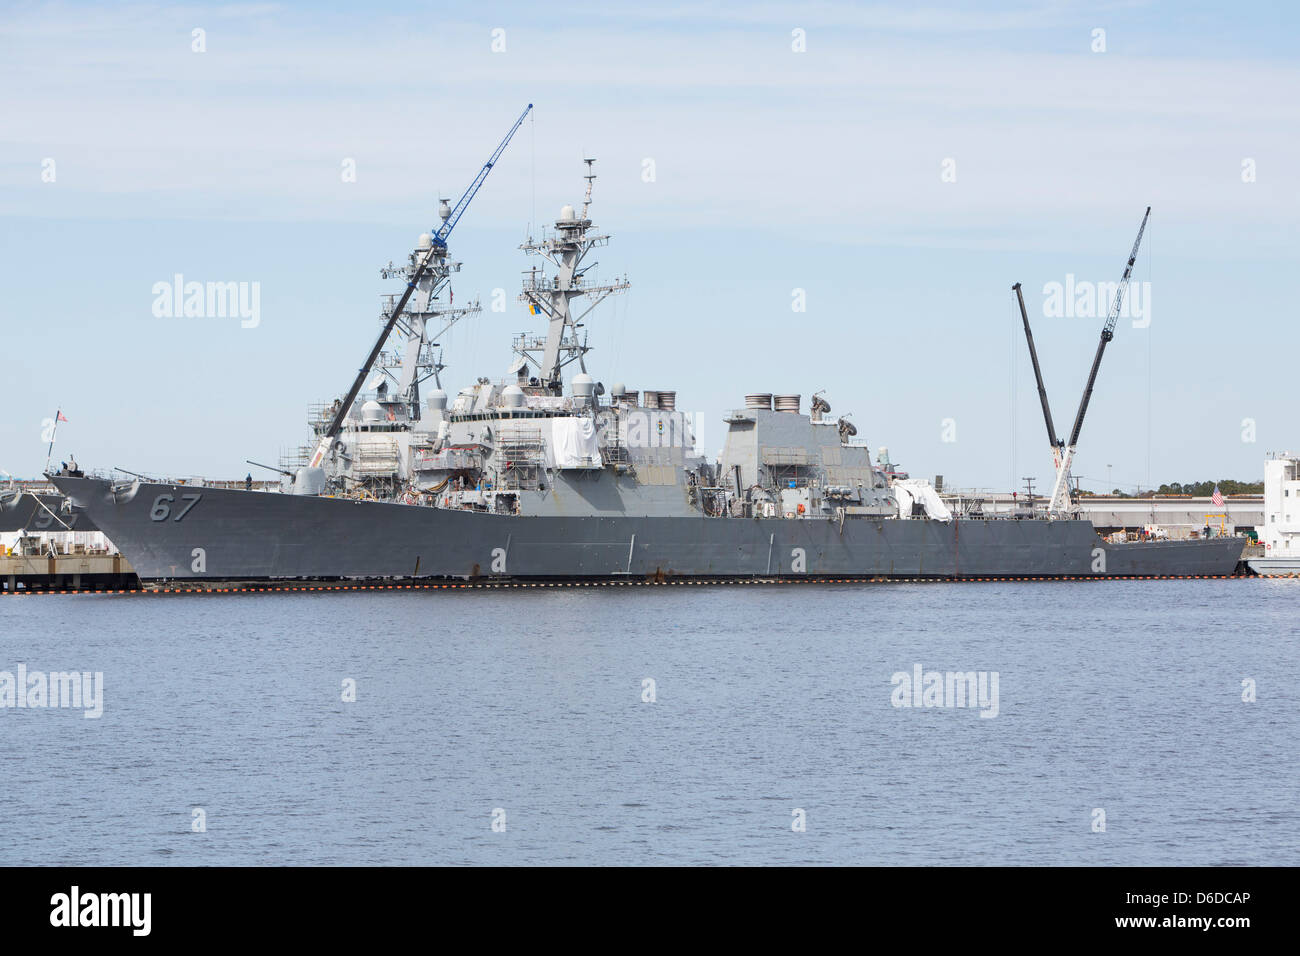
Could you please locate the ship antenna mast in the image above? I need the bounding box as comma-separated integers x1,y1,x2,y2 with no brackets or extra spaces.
515,158,629,391
581,158,596,219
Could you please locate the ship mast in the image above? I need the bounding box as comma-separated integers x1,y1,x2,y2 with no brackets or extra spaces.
515,159,629,391
377,229,482,404
308,105,532,470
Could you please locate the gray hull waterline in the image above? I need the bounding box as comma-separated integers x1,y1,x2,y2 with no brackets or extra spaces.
52,475,1243,582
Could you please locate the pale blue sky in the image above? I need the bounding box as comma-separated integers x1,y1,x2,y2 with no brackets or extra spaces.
2,1,1297,491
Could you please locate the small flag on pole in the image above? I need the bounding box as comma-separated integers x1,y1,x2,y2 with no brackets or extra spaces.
1211,485,1224,507
528,302,540,315
56,411,68,422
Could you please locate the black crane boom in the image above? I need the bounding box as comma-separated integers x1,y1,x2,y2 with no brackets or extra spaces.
319,105,533,449
1013,281,1061,451
1065,205,1151,449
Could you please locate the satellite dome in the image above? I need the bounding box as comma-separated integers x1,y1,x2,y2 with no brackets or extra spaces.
501,385,526,408
427,388,448,411
559,204,576,220
361,400,384,422
416,233,433,250
571,373,595,398
610,382,626,397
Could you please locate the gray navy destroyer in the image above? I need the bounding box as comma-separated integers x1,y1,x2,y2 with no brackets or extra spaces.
52,108,1244,583
0,486,98,534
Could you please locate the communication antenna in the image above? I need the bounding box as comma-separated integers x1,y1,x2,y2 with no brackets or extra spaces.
581,158,596,219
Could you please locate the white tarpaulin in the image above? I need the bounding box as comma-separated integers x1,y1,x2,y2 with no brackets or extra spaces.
528,396,572,412
893,479,952,522
547,417,602,469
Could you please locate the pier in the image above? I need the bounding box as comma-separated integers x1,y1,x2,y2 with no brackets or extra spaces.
1,551,137,592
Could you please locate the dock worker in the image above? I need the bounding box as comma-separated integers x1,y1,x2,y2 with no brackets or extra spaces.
245,473,253,491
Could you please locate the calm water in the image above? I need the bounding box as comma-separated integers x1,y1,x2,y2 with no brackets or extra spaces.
1,580,1296,866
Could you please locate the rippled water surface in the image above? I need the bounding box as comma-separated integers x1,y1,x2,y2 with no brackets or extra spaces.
1,579,1296,865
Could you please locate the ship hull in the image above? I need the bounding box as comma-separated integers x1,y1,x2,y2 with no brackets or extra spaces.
51,476,1244,582
0,492,99,533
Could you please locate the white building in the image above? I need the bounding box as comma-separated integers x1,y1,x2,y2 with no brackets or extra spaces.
1243,453,1300,575
1260,454,1300,555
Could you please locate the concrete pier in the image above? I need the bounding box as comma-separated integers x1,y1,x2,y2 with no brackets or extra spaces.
0,552,138,592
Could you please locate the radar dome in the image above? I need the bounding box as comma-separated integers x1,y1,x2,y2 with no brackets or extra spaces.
361,400,384,422
427,388,448,411
416,233,433,250
571,373,595,399
559,204,576,220
501,385,526,408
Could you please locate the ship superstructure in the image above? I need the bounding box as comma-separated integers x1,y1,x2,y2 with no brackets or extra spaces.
293,161,908,526
290,228,482,499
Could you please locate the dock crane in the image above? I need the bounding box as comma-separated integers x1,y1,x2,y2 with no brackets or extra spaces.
1045,205,1151,517
308,104,534,470
1013,281,1064,477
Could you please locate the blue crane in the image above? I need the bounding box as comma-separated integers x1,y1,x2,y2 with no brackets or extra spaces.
431,103,533,248
312,105,533,459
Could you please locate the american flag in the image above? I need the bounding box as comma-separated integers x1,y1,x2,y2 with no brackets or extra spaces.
1211,485,1224,507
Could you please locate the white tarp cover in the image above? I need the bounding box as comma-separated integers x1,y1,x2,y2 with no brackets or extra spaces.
893,479,952,522
528,396,572,411
548,417,602,469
